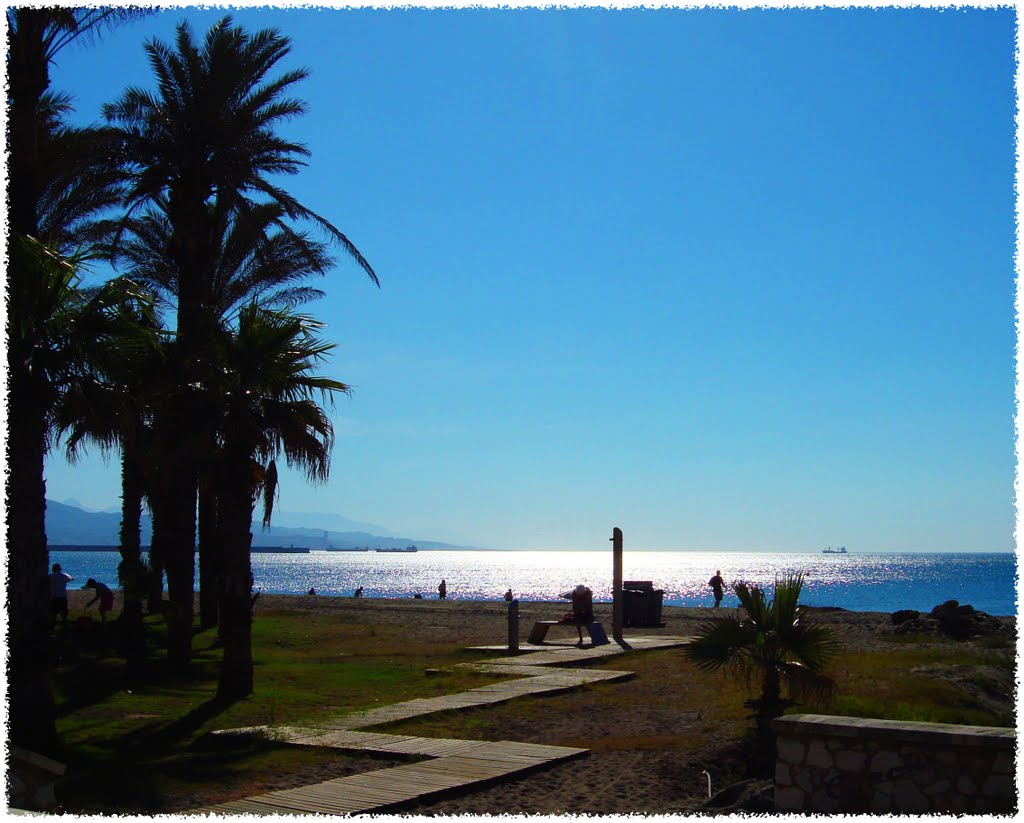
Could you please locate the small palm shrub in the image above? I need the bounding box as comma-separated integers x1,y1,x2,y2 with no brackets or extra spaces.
684,572,839,773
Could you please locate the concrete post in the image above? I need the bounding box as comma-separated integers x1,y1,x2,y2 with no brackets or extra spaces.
507,599,519,653
612,527,623,642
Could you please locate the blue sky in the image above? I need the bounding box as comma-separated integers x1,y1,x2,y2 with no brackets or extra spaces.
41,5,1016,551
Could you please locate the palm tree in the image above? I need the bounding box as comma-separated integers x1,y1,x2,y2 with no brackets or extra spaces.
110,202,338,630
7,7,150,237
212,305,347,698
684,572,839,774
7,12,149,746
117,201,335,319
104,16,378,665
203,210,334,630
54,303,166,678
32,92,124,250
7,237,159,745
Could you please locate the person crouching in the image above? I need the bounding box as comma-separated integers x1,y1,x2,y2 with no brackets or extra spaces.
84,578,114,622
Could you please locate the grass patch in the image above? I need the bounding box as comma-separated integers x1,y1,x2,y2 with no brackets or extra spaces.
57,732,377,814
799,644,1015,727
824,696,1001,726
51,610,516,813
881,631,1015,651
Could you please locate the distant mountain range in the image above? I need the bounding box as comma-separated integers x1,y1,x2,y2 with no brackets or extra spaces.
45,499,463,550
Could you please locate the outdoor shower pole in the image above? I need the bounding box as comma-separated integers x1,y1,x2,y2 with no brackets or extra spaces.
612,527,623,642
507,599,519,654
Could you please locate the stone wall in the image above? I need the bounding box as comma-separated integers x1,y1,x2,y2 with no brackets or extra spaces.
773,714,1016,814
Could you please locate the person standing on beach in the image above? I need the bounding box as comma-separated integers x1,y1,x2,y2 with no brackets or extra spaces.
708,570,725,607
49,564,73,626
504,588,514,602
438,579,447,599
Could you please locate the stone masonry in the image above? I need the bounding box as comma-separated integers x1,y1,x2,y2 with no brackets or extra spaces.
773,714,1016,815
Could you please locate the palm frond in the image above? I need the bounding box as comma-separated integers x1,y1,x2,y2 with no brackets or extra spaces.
772,572,804,630
683,616,754,673
785,623,841,672
686,572,842,719
777,660,839,704
261,459,278,529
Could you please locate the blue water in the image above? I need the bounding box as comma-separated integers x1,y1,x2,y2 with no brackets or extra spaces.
48,549,1018,616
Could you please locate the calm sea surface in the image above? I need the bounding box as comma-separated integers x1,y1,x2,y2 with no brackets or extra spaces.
48,549,1017,616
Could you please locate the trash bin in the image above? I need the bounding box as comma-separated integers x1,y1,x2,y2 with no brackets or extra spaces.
622,589,648,627
648,588,664,626
621,581,664,628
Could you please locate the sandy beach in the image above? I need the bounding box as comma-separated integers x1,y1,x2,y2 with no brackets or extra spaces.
245,591,916,650
63,590,1016,815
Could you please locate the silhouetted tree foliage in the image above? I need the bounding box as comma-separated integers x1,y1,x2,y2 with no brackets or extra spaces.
103,16,377,665
6,6,151,751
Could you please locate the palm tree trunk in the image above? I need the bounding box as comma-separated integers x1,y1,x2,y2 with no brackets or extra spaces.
163,448,197,667
163,196,210,665
148,378,200,667
7,9,47,239
118,441,148,678
9,94,39,237
749,667,784,777
6,7,55,754
198,467,221,631
145,448,171,616
146,549,165,614
759,667,783,722
5,364,57,751
216,441,255,699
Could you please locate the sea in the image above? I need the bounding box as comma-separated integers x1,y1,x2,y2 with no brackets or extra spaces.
47,549,1018,617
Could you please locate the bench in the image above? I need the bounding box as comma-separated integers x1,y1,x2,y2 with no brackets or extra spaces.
527,619,609,646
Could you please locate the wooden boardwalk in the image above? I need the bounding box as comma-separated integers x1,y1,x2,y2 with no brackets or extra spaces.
195,635,691,815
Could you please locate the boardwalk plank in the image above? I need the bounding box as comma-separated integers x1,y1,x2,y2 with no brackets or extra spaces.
273,792,365,811
304,785,406,806
205,798,285,814
242,792,344,814
375,738,470,755
413,758,521,776
343,769,454,789
299,783,398,809
322,786,409,805
415,740,493,757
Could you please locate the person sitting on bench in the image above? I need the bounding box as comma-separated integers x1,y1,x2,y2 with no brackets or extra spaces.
567,584,594,645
